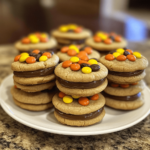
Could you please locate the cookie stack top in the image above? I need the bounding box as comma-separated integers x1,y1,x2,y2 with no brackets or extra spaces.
15,32,57,52
57,44,100,62
86,31,127,51
100,48,148,84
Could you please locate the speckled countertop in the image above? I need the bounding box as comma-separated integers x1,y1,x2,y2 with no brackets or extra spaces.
0,42,150,150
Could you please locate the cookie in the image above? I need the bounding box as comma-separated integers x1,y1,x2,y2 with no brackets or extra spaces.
11,87,54,104
14,80,55,92
57,45,100,62
86,31,127,51
13,98,53,111
12,51,59,85
51,24,92,47
15,32,57,52
55,59,108,96
100,49,148,84
52,92,105,126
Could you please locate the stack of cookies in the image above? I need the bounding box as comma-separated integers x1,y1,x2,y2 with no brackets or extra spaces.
100,48,148,110
15,32,57,53
51,24,92,48
52,56,108,126
86,31,127,56
11,50,59,111
57,44,100,62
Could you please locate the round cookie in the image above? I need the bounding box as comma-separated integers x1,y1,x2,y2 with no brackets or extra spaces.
52,92,105,126
104,80,145,96
11,87,54,104
51,24,92,47
55,61,108,96
105,94,144,110
13,98,53,111
100,49,148,84
15,32,57,52
12,51,59,85
86,31,127,51
14,80,55,92
57,45,100,62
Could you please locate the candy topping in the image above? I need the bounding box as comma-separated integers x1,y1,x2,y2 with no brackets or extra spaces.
14,55,21,62
59,92,66,98
63,96,73,104
39,55,48,62
70,56,80,63
88,59,98,65
90,94,99,100
116,55,126,61
133,52,142,58
82,67,92,74
110,82,139,88
105,54,115,61
62,60,72,68
26,56,36,64
70,63,81,71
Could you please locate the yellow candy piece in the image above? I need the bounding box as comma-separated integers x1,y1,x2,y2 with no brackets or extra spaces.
116,48,124,54
28,34,37,40
41,33,47,38
31,37,39,44
82,67,92,74
63,96,73,104
72,95,80,99
70,56,80,63
59,26,68,32
20,53,29,56
133,52,142,58
39,55,48,62
69,45,79,53
113,52,121,58
68,24,77,30
19,55,29,62
97,32,107,40
88,59,98,65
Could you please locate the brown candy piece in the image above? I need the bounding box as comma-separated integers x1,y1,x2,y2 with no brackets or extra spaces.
90,64,100,72
124,51,130,56
81,63,90,68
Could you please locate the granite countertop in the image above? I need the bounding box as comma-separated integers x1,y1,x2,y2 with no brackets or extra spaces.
0,43,150,150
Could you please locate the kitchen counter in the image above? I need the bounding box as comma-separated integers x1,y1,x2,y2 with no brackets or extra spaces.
0,43,150,150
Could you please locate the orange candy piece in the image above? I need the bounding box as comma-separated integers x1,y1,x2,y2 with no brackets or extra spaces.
62,60,72,68
21,37,30,44
40,37,48,43
78,97,90,106
104,38,113,44
126,49,133,54
70,63,80,71
111,83,119,87
105,54,115,61
94,36,101,43
116,55,126,61
32,49,40,54
115,36,122,42
84,47,93,54
109,32,117,36
61,47,69,53
14,85,17,89
58,92,66,98
67,49,77,56
127,55,136,61
77,51,89,61
26,56,36,64
120,84,130,88
74,27,83,33
131,82,138,85
35,32,41,38
14,55,21,62
42,52,52,58
78,60,91,65
90,94,99,100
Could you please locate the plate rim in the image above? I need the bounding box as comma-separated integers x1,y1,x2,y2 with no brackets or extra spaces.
0,74,150,136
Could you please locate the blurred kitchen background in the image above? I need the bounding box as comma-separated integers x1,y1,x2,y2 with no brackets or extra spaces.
0,0,150,44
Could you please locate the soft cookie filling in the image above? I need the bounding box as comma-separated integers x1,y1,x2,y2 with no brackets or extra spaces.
56,76,106,89
58,38,86,45
14,66,55,78
55,107,104,120
109,70,144,77
102,91,141,101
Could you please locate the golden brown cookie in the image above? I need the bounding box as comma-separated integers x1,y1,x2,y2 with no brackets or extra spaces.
14,80,55,92
52,92,105,126
13,98,53,111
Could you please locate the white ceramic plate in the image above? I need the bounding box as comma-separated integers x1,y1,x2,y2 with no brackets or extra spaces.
0,74,150,136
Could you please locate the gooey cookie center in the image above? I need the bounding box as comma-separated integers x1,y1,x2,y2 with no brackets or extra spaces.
56,76,106,89
102,91,141,101
14,66,55,78
55,107,104,120
109,70,144,77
